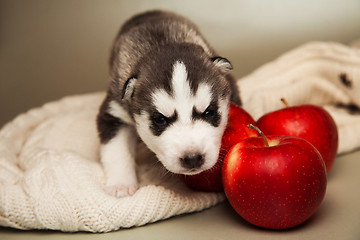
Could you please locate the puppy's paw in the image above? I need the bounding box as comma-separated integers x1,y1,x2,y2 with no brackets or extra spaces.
105,184,138,198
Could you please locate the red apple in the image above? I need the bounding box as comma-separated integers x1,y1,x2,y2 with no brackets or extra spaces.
257,99,338,173
222,125,327,230
178,103,259,192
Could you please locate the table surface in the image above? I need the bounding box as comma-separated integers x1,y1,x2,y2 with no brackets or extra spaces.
1,149,360,240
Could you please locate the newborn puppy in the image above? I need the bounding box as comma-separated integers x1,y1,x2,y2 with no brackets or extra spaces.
97,10,240,197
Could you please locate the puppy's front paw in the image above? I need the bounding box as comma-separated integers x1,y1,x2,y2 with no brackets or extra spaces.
105,184,138,198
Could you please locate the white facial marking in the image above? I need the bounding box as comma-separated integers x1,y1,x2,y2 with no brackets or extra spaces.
152,61,212,121
108,100,134,125
194,83,212,113
172,61,190,97
136,61,230,175
152,89,175,118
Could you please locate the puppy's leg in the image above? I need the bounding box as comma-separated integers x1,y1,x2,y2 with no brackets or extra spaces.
97,97,138,197
100,125,138,197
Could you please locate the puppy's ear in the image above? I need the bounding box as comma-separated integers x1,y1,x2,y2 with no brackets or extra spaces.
211,57,233,73
122,77,137,100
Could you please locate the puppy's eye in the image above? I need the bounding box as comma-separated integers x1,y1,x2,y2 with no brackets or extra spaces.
150,111,178,136
192,103,220,127
153,114,168,126
202,108,215,118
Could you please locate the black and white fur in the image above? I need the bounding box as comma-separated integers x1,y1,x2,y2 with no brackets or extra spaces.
97,10,241,197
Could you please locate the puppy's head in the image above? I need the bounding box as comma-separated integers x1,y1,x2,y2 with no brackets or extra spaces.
124,44,232,175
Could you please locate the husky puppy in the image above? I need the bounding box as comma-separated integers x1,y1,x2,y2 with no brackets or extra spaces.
97,10,241,197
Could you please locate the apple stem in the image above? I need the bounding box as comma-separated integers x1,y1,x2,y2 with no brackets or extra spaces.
281,98,289,107
247,124,269,147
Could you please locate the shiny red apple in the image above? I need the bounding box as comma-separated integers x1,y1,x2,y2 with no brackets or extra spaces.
222,125,327,230
178,103,259,192
257,99,338,173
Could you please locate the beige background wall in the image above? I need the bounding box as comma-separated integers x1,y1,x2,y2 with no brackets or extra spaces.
1,0,360,127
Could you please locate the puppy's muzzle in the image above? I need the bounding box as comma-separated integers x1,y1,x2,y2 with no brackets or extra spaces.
180,153,204,169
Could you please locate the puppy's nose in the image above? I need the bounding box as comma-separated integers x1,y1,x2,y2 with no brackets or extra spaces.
180,154,204,169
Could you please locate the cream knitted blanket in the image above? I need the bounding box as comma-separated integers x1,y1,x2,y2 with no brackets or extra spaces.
239,41,360,154
0,41,359,232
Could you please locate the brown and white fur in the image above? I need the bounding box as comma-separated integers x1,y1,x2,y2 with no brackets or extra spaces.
97,10,241,197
